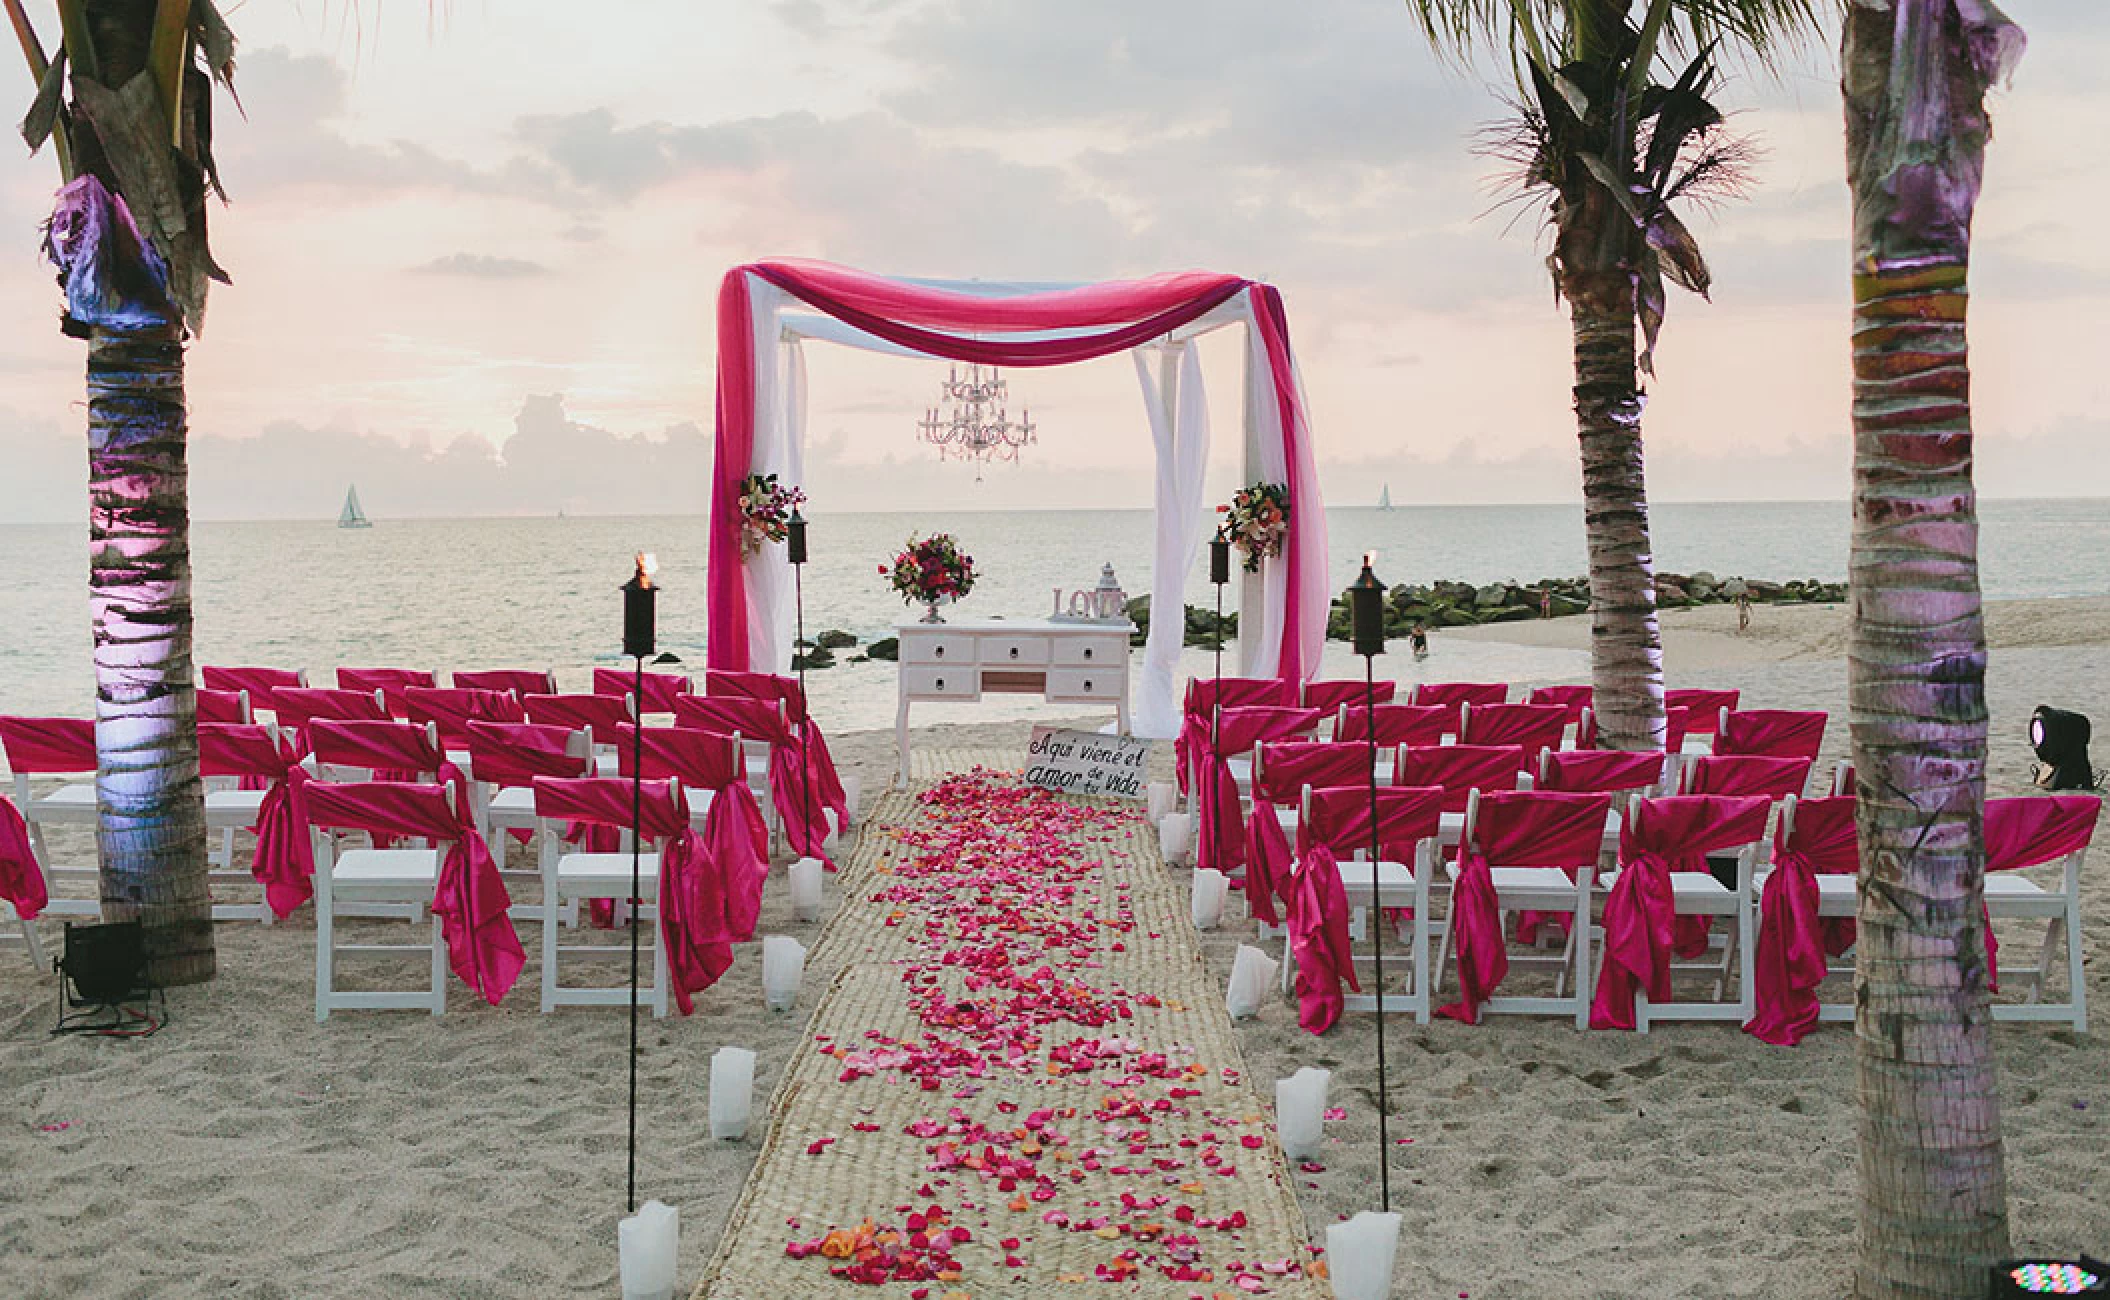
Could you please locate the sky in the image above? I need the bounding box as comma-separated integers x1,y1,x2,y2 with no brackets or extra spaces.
0,0,2105,522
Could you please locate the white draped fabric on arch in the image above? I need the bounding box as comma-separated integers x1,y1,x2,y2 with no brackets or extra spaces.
705,258,1327,739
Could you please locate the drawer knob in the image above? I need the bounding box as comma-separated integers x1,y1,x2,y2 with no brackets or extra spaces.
1009,647,1019,659
1083,648,1094,660
1083,680,1093,692
935,678,945,690
934,646,945,658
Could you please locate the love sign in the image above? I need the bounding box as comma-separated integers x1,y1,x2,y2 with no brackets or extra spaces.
1025,727,1150,800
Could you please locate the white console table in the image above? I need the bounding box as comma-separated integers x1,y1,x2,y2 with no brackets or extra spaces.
895,617,1133,780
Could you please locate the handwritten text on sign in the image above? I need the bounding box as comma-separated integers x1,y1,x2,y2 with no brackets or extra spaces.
1025,727,1150,800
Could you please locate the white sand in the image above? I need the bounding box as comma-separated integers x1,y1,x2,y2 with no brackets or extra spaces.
2,597,2105,1297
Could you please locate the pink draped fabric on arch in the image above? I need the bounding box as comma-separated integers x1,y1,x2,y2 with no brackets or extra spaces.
705,260,1329,704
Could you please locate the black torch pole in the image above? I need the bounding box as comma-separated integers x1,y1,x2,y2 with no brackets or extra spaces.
621,554,657,1214
788,510,813,859
1348,553,1390,1212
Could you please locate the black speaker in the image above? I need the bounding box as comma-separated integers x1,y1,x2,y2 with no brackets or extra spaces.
58,920,150,1007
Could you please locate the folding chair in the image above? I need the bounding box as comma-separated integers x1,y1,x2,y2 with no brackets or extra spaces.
1193,706,1324,876
336,667,440,719
1527,684,1593,749
1665,688,1739,754
1745,794,1859,1045
453,668,559,696
197,688,251,724
1984,794,2096,1031
273,687,389,752
1717,708,1827,764
593,667,691,716
1682,753,1812,801
529,776,682,1016
1285,783,1447,1026
1460,702,1570,774
1576,705,1689,756
198,722,300,922
1590,794,1771,1031
676,695,794,844
1243,740,1372,927
523,692,635,774
405,685,526,755
1436,789,1613,1027
307,779,461,1021
1173,676,1297,801
0,716,99,917
1337,705,1449,781
1539,749,1669,799
201,665,308,719
1410,681,1508,735
704,669,856,829
1392,742,1527,852
460,720,594,912
1300,679,1397,734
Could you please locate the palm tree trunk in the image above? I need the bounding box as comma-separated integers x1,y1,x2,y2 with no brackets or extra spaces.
1568,270,1667,752
86,323,213,987
1844,3,2020,1295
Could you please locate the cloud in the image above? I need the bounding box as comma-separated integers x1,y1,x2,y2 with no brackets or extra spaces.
412,253,552,278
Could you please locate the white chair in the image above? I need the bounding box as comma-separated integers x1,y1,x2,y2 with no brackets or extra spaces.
1290,785,1447,1023
1984,795,2094,1032
307,779,458,1021
531,775,678,1017
0,717,101,919
198,722,291,923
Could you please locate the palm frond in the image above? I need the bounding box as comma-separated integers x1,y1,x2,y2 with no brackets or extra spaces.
1405,0,1827,82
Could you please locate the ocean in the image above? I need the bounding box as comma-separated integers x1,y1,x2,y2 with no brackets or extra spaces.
3,499,2105,733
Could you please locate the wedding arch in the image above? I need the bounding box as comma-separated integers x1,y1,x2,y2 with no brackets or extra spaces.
705,258,1328,738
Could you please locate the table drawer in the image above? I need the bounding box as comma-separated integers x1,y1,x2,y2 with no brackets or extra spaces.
901,665,979,700
1052,636,1125,667
899,631,976,665
979,635,1050,666
1046,666,1122,701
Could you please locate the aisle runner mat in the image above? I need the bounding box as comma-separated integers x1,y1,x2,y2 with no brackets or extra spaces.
695,752,1326,1298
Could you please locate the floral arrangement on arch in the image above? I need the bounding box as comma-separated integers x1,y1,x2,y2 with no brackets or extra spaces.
881,532,977,607
737,472,806,558
1219,481,1289,573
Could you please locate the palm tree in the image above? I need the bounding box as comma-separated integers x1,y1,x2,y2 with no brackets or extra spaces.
1407,0,1817,750
6,0,237,985
1843,2,2023,1295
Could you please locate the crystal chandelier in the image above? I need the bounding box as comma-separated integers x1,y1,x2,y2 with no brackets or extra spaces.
917,363,1036,474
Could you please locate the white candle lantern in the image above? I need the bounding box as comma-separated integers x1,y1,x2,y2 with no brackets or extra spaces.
1274,1067,1330,1161
1225,944,1278,1020
1158,812,1193,865
1325,1211,1402,1300
788,857,824,923
1146,781,1177,823
1191,868,1229,930
618,1199,680,1300
762,935,806,1011
840,775,862,824
709,1046,755,1140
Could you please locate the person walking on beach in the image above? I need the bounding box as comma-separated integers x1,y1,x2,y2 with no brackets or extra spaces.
1540,587,1553,619
1735,591,1752,634
1409,622,1429,659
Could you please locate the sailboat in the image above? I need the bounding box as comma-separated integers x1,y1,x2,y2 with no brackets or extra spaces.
338,485,372,529
1377,483,1393,512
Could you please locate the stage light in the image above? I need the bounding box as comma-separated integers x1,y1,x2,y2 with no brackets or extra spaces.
1991,1257,2106,1297
2030,705,2097,791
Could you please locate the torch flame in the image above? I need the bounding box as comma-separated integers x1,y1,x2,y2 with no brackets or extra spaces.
635,551,658,590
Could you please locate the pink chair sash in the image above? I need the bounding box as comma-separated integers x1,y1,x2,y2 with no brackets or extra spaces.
453,669,557,696
1683,754,1812,800
594,667,691,714
1241,742,1370,925
523,692,632,735
1174,677,1295,794
337,668,436,717
463,721,589,787
1665,689,1739,734
1300,679,1396,716
1393,744,1523,813
703,671,852,833
1411,683,1507,733
1287,786,1446,1035
0,794,48,919
1578,704,1687,752
614,724,743,790
1195,707,1322,875
0,716,96,774
1746,796,1858,1046
197,689,250,724
274,688,389,751
1436,791,1611,1024
1540,749,1665,795
405,686,526,750
303,772,523,1005
201,724,307,917
1460,703,1569,771
309,720,443,780
1590,794,1770,1030
1718,709,1827,762
680,694,837,867
1526,685,1592,724
201,665,306,712
1981,794,2100,989
1336,703,1449,748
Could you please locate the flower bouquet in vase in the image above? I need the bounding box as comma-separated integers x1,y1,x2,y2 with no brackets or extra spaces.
1219,481,1290,573
882,533,976,623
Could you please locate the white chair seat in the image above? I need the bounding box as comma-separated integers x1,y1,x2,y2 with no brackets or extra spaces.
1984,873,2063,916
488,785,536,818
1815,875,1857,911
332,848,441,890
555,851,661,890
31,782,99,822
204,789,269,828
1331,858,1419,908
